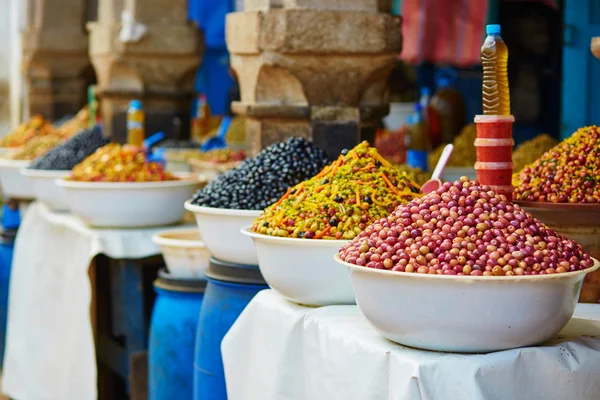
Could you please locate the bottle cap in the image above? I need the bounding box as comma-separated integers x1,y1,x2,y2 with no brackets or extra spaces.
486,24,501,35
129,99,142,110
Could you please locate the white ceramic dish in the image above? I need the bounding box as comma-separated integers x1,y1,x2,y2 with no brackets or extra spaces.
242,227,353,306
335,254,600,353
152,228,210,279
21,169,70,211
57,179,202,228
0,159,34,199
184,201,261,265
442,166,476,183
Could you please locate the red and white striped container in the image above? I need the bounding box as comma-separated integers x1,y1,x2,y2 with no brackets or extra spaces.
474,161,514,201
475,138,514,163
474,114,515,201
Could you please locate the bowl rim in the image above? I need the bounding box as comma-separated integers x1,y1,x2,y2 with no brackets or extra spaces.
56,177,200,190
516,200,600,212
151,228,206,249
241,225,350,246
0,159,31,168
184,200,263,217
334,254,600,282
21,168,71,178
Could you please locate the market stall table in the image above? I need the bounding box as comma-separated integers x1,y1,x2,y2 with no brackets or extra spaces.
223,290,600,400
2,202,193,400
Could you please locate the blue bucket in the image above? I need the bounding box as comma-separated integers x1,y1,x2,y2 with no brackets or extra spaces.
194,258,267,400
149,269,206,400
0,228,16,363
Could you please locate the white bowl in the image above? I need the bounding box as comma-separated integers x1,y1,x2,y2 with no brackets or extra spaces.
442,166,476,183
242,227,353,306
21,169,71,211
152,228,210,279
0,159,34,199
335,255,600,353
184,201,261,265
57,179,203,228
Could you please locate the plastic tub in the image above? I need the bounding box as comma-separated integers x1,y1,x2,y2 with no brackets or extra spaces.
0,159,34,200
57,179,202,228
21,169,70,211
335,254,600,353
184,202,261,265
152,229,210,279
474,115,515,139
474,138,514,162
241,227,353,306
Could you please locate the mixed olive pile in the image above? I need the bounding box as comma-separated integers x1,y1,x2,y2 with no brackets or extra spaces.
29,127,109,170
252,142,422,240
512,134,558,173
514,126,600,203
339,177,593,275
69,143,176,182
8,133,70,161
191,137,328,210
0,115,54,148
394,164,429,186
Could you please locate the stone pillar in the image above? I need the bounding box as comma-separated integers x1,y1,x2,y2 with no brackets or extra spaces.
22,0,91,121
88,0,202,141
226,0,401,158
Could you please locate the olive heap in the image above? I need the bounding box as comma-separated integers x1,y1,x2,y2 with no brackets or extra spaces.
513,126,600,203
191,137,328,210
339,177,593,276
29,127,109,170
252,142,422,240
69,143,176,182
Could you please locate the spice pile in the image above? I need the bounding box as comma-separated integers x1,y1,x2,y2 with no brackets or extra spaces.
339,177,593,275
429,124,477,169
29,127,109,170
69,143,177,182
512,134,558,173
7,132,70,160
514,126,600,203
0,115,54,148
252,142,422,240
191,137,328,210
394,164,429,185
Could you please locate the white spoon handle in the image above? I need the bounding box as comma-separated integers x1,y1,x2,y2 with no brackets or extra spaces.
431,144,454,180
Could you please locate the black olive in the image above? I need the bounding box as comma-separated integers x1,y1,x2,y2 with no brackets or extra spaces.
364,196,373,204
411,186,419,193
334,195,343,203
298,231,305,238
263,222,269,227
329,218,339,227
375,160,381,167
341,149,349,155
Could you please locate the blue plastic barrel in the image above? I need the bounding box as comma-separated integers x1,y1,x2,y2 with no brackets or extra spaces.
194,258,267,400
149,269,206,400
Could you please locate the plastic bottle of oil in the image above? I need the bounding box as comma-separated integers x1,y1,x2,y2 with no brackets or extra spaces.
406,103,431,171
481,24,510,115
127,100,145,147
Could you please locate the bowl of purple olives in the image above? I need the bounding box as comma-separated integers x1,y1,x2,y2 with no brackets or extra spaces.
336,178,600,352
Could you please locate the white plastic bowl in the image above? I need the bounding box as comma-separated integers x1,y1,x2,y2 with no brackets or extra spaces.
335,255,600,353
57,179,203,228
152,228,210,279
21,169,70,211
242,227,353,306
184,201,261,265
0,159,34,199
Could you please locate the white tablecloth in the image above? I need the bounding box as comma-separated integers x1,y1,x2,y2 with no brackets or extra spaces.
2,202,191,400
222,290,600,400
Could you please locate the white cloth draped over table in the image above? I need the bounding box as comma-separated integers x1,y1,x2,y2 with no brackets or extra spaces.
222,290,600,400
2,202,191,400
